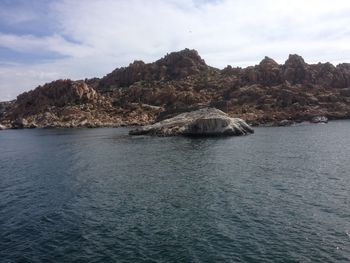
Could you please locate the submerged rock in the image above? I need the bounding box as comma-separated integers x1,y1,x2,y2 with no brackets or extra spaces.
129,108,254,136
311,116,328,123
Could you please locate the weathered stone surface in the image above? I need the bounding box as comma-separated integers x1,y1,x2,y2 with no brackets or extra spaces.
0,124,7,130
311,116,328,123
278,119,294,126
282,54,308,84
12,118,28,129
98,48,208,90
0,79,162,128
129,108,254,136
15,79,100,112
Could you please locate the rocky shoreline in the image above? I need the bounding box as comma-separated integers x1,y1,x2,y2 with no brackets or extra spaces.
1,49,350,130
0,112,340,131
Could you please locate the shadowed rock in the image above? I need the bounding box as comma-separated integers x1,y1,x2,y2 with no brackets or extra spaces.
12,118,28,129
129,108,254,136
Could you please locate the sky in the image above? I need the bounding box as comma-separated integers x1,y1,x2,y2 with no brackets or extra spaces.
1,0,350,100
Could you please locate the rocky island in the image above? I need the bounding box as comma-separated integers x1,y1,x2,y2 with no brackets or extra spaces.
1,48,350,129
129,108,254,136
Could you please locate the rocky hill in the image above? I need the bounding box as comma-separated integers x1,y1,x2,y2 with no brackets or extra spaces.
97,49,209,90
1,48,350,128
0,79,161,128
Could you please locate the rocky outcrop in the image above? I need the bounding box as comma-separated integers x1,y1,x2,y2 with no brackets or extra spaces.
15,79,100,111
0,79,162,128
129,108,254,136
97,48,209,90
282,54,308,84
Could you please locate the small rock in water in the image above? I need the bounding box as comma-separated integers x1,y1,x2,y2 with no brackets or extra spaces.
129,108,254,137
311,116,328,123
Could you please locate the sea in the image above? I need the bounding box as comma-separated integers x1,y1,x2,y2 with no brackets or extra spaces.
1,121,350,262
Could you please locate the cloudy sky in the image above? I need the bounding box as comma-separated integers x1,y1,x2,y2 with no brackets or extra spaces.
1,0,350,100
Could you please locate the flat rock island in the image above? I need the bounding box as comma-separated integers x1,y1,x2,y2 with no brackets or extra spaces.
129,108,254,136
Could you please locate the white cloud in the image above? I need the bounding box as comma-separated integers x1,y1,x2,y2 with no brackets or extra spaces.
1,0,350,100
0,33,93,57
0,65,62,101
0,6,37,25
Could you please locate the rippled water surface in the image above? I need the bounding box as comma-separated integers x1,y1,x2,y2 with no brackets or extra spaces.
1,122,350,262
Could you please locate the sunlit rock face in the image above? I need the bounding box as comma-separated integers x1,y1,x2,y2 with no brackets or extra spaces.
129,108,254,136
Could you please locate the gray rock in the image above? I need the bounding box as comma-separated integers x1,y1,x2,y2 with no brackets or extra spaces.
278,119,294,126
129,108,254,136
0,124,7,130
311,116,328,123
28,122,37,129
78,119,88,127
340,87,350,97
12,118,28,129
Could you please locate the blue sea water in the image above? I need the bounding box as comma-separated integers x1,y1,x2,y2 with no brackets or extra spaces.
0,122,350,262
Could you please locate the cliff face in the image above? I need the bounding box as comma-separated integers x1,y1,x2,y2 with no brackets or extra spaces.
1,48,350,128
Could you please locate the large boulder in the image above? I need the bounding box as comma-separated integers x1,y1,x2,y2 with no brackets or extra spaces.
129,108,254,136
257,56,282,85
282,54,308,84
